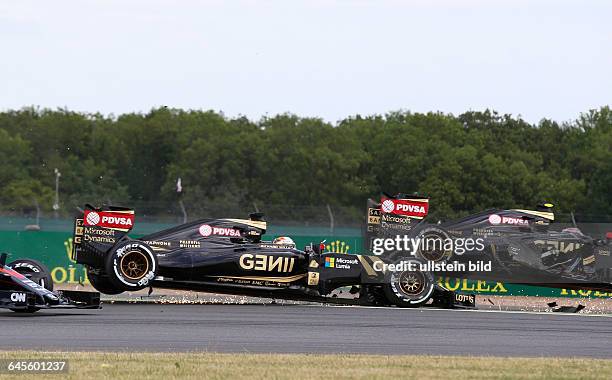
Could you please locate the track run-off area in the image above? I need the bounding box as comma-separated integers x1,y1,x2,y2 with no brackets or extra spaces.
1,304,611,358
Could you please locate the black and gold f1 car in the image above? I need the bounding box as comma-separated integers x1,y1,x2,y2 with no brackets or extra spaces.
366,194,612,292
0,253,100,313
71,205,475,308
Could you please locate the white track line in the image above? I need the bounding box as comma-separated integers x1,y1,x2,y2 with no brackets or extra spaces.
313,304,612,318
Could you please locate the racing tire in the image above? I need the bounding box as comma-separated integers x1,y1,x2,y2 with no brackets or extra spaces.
360,285,391,306
104,240,158,292
415,227,453,262
383,258,435,308
87,269,125,295
8,259,53,313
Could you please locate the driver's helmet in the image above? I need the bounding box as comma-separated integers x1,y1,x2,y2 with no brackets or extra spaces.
273,236,296,247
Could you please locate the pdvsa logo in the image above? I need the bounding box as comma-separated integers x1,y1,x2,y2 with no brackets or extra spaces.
380,198,429,218
86,211,100,225
101,215,133,226
84,210,134,229
488,214,502,225
199,224,241,237
488,214,528,226
381,199,395,213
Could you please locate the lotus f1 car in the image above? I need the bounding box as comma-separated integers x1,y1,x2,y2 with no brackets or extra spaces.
366,194,612,292
0,253,100,313
71,205,476,308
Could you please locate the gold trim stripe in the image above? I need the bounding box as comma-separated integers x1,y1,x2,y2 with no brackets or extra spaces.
223,219,267,230
212,273,306,283
357,255,376,276
512,209,555,221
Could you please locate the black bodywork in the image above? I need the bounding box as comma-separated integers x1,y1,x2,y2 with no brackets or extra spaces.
72,205,475,308
366,195,612,291
0,253,100,312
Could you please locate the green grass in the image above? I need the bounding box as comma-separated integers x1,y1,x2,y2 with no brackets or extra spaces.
0,351,611,380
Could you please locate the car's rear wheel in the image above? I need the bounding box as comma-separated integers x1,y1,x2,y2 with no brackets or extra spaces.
415,227,452,262
8,259,53,313
87,269,124,295
383,258,434,307
105,240,158,291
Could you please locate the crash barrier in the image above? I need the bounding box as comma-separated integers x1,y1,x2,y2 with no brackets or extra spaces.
1,228,610,298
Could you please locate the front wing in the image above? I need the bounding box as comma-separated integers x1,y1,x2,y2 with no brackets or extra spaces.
0,290,100,311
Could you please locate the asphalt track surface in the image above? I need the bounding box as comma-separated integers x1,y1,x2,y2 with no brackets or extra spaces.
1,304,611,358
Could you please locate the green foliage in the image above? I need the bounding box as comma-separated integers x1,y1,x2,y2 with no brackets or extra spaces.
1,179,54,213
0,106,610,220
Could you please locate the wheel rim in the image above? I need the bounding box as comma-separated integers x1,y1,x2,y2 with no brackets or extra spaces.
13,266,46,288
420,235,449,261
398,271,425,295
119,250,149,280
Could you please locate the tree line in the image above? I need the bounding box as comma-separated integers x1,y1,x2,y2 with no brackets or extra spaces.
0,106,610,222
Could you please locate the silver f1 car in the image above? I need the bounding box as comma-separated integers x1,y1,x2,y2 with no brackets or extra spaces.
0,253,100,313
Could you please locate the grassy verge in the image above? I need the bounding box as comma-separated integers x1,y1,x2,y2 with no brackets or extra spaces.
0,351,611,380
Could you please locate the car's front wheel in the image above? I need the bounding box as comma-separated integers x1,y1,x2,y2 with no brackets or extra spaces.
8,259,53,313
383,258,434,307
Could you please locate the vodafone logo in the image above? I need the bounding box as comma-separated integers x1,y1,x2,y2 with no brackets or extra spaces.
381,199,395,213
199,224,213,237
199,224,242,237
488,214,502,225
86,211,100,225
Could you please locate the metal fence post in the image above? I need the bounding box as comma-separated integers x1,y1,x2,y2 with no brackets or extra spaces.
326,204,334,236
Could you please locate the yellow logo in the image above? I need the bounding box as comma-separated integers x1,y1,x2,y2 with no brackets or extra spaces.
53,237,89,285
326,240,350,254
64,237,76,263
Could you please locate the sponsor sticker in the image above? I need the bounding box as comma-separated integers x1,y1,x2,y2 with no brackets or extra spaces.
503,216,528,225
239,254,295,272
199,224,213,237
367,208,381,224
380,198,429,218
10,292,26,302
83,210,134,230
199,224,242,237
324,257,335,268
488,214,502,225
179,240,201,248
335,257,358,269
381,199,395,213
85,211,100,225
489,214,528,226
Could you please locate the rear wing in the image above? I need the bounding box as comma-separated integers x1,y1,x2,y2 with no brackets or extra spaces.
365,193,429,254
379,194,429,219
72,205,135,265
